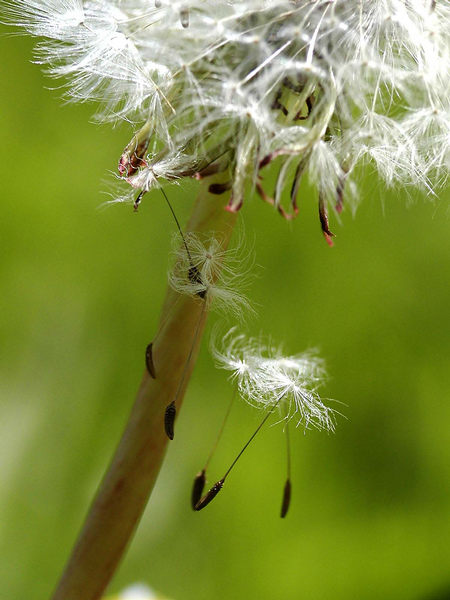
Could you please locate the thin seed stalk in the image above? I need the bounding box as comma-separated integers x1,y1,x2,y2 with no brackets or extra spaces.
51,176,236,600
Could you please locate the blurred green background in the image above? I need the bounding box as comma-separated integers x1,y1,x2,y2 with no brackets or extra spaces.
0,32,449,600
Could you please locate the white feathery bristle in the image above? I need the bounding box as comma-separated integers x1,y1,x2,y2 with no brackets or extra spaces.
168,233,254,319
213,330,335,432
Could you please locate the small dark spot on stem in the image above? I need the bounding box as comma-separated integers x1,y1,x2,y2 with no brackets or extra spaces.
164,401,176,440
145,343,156,379
191,469,206,509
280,478,292,518
194,479,224,511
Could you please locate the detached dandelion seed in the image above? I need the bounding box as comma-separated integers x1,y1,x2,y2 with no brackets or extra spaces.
169,232,254,319
165,235,253,440
213,331,335,432
195,332,335,513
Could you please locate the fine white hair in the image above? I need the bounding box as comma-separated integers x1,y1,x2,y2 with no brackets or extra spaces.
213,329,336,432
3,0,449,216
168,232,255,319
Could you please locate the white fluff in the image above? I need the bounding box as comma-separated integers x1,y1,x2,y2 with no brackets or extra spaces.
3,0,449,211
168,232,254,319
213,330,335,432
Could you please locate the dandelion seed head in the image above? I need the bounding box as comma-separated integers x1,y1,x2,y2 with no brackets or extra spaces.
3,0,449,220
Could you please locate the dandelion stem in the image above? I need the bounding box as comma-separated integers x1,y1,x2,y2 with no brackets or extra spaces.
51,175,236,600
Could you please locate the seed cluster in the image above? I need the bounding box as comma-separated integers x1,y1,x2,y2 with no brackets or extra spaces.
3,1,449,234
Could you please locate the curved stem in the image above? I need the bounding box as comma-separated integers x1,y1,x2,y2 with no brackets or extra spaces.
51,178,236,600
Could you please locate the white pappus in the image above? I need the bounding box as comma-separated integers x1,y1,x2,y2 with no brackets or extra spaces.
213,330,336,432
2,0,449,240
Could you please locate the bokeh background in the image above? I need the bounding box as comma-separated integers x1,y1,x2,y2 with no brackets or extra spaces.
0,31,449,600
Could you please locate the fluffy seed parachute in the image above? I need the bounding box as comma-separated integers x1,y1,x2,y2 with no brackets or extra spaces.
213,330,335,431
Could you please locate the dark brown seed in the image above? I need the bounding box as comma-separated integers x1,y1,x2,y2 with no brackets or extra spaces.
259,153,273,170
280,478,292,518
194,479,224,511
188,265,203,285
145,343,156,379
208,181,232,195
188,265,207,299
133,190,145,212
164,401,176,440
191,469,206,510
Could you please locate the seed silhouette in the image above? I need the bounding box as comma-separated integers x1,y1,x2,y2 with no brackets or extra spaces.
194,479,224,511
280,478,291,518
208,181,232,195
164,401,176,440
188,265,206,298
191,469,206,509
